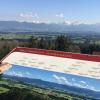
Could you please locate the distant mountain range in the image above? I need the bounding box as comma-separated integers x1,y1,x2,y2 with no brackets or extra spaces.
4,75,100,99
0,21,100,33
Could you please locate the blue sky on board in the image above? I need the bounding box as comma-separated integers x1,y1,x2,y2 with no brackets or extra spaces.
0,0,100,24
4,64,100,92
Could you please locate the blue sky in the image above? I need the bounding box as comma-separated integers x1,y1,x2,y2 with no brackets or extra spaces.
4,64,100,92
0,0,100,23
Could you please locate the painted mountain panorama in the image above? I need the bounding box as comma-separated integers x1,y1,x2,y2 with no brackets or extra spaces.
2,64,100,99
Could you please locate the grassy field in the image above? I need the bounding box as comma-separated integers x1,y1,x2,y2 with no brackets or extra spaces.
0,87,9,93
0,33,100,45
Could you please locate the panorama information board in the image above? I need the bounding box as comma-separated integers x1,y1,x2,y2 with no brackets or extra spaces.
1,47,100,99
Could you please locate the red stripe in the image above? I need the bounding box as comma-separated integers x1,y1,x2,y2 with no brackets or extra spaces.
12,47,100,62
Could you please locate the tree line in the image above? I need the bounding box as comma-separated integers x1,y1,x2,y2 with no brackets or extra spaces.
0,35,100,60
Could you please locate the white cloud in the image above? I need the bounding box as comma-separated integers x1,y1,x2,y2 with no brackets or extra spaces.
64,20,72,25
7,71,33,78
80,81,86,84
60,77,70,85
9,71,24,77
52,74,71,85
73,80,88,88
19,12,40,23
19,12,51,24
53,74,62,84
64,20,85,25
32,20,40,23
56,13,65,18
71,20,84,25
74,80,96,91
20,12,39,19
52,75,98,91
60,76,67,81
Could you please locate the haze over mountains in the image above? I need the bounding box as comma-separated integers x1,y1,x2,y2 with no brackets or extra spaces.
0,21,100,33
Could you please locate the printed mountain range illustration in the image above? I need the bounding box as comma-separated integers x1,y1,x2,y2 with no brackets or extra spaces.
2,64,100,99
3,74,100,99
